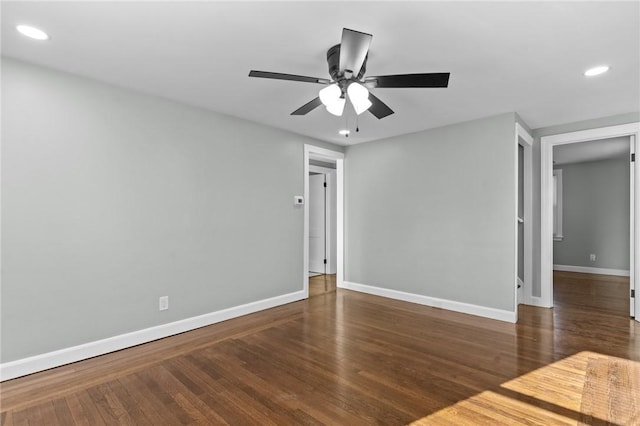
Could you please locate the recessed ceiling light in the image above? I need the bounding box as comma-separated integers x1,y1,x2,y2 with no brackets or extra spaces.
584,65,609,77
338,129,350,136
16,25,49,41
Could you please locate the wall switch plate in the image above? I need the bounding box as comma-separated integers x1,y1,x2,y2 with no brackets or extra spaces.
159,296,169,311
589,254,596,262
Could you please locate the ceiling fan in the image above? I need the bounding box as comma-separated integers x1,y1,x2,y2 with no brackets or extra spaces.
249,28,450,119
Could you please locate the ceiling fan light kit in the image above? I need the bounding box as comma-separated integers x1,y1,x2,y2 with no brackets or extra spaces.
326,96,346,116
319,84,344,116
318,81,371,116
249,27,450,126
347,82,372,115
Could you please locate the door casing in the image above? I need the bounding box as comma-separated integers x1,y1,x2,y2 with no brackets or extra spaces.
515,123,533,316
303,145,344,298
540,122,640,320
308,173,327,274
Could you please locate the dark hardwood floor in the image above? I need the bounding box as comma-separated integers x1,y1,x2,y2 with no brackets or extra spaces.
553,270,630,316
309,274,337,297
1,271,638,425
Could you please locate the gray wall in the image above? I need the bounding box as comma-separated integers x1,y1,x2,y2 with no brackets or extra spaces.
1,58,342,362
345,113,516,312
553,158,629,270
531,112,640,297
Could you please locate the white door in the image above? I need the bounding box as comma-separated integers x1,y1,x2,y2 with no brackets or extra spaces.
309,174,326,273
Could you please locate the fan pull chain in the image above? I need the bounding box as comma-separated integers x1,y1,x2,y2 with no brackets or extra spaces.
356,114,359,133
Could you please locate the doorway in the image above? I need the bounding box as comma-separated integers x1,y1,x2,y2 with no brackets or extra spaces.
516,123,533,313
540,122,640,320
303,145,344,298
552,137,631,316
308,164,337,296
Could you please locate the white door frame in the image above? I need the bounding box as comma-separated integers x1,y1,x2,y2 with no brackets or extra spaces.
631,134,636,318
515,123,533,315
540,122,640,318
304,145,344,297
309,164,337,275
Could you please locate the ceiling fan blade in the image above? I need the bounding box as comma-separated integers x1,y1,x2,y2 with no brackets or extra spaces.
365,73,450,88
368,93,394,119
249,70,331,85
339,28,372,77
291,97,323,115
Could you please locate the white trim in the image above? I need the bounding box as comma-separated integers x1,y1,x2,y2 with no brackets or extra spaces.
341,281,517,323
553,264,630,277
308,165,335,174
527,296,549,308
0,290,306,381
544,123,640,146
305,145,345,162
308,165,337,275
516,122,534,145
303,148,310,296
541,122,640,312
516,124,534,308
553,169,563,240
541,132,554,308
514,129,519,310
336,159,344,287
325,172,336,274
304,145,344,293
632,135,637,317
517,276,524,305
0,59,3,381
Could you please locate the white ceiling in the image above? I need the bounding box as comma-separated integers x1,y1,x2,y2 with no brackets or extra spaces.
553,136,630,165
2,1,639,145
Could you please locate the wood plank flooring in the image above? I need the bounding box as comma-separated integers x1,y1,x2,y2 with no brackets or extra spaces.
578,355,640,425
309,274,336,297
1,271,638,425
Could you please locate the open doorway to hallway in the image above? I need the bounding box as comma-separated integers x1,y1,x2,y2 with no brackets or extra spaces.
540,123,640,322
308,160,337,296
551,137,631,316
303,144,344,298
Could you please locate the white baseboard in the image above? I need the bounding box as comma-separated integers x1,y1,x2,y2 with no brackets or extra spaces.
340,281,516,323
553,264,630,277
526,296,552,308
0,290,306,381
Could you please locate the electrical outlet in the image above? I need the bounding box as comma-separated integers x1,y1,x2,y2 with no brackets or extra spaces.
159,296,169,311
590,254,596,262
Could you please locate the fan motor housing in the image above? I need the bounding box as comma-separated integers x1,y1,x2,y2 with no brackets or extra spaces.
327,44,367,82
